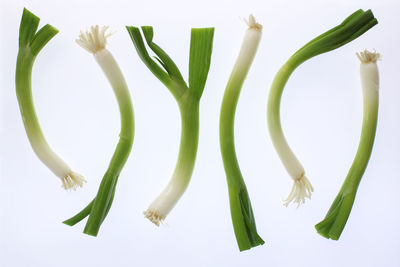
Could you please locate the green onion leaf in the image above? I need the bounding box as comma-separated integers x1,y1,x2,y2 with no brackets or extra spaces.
16,8,85,190
63,26,134,236
126,25,214,226
188,28,214,99
267,9,377,207
126,26,175,93
141,26,186,86
219,15,264,251
315,50,380,240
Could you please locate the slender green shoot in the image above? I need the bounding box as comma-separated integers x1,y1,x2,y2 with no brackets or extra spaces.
126,25,214,226
315,50,380,240
220,15,264,251
267,9,377,207
63,26,134,236
16,8,85,190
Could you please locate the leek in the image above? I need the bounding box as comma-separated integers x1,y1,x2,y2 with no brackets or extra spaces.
315,50,380,240
126,26,214,225
219,15,264,251
15,8,85,190
267,9,377,206
63,26,134,236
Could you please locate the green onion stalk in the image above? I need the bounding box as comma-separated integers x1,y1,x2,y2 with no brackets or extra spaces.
219,15,264,251
315,50,380,240
63,26,134,236
16,8,85,190
126,26,214,225
267,9,377,207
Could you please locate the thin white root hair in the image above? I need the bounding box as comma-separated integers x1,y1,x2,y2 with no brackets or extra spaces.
76,25,112,54
244,14,263,30
61,172,86,190
144,210,165,226
356,49,381,64
283,174,314,207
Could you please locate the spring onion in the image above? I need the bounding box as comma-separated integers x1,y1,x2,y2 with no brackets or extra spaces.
267,9,377,206
16,8,85,190
219,15,264,251
63,26,134,236
126,26,214,225
315,50,380,240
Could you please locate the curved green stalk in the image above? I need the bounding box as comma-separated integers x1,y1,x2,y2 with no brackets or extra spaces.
267,9,377,207
126,26,214,225
220,15,264,251
63,27,134,236
315,50,380,240
16,8,85,190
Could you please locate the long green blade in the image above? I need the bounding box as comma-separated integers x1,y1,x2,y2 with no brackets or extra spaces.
141,26,186,85
126,26,170,87
19,8,40,47
188,28,214,98
291,9,377,64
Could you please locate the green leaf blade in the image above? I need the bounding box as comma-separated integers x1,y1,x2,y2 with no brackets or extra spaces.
291,9,378,65
229,185,265,251
19,8,58,53
30,24,58,56
141,26,186,86
126,26,170,86
188,28,214,98
19,8,40,47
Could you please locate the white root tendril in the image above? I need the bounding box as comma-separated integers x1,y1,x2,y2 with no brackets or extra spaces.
356,49,381,64
76,25,112,54
143,210,165,226
283,174,314,207
244,14,263,30
61,172,86,190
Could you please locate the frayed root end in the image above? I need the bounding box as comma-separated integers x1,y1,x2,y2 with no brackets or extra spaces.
356,49,381,64
244,14,263,30
283,174,314,207
61,172,86,190
76,25,112,54
144,210,165,226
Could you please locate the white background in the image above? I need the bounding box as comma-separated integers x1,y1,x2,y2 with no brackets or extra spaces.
1,0,399,266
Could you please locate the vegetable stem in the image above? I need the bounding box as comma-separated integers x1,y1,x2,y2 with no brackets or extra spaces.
64,26,134,236
220,15,264,251
126,26,214,225
145,96,199,224
16,8,85,190
315,50,380,240
267,9,377,206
